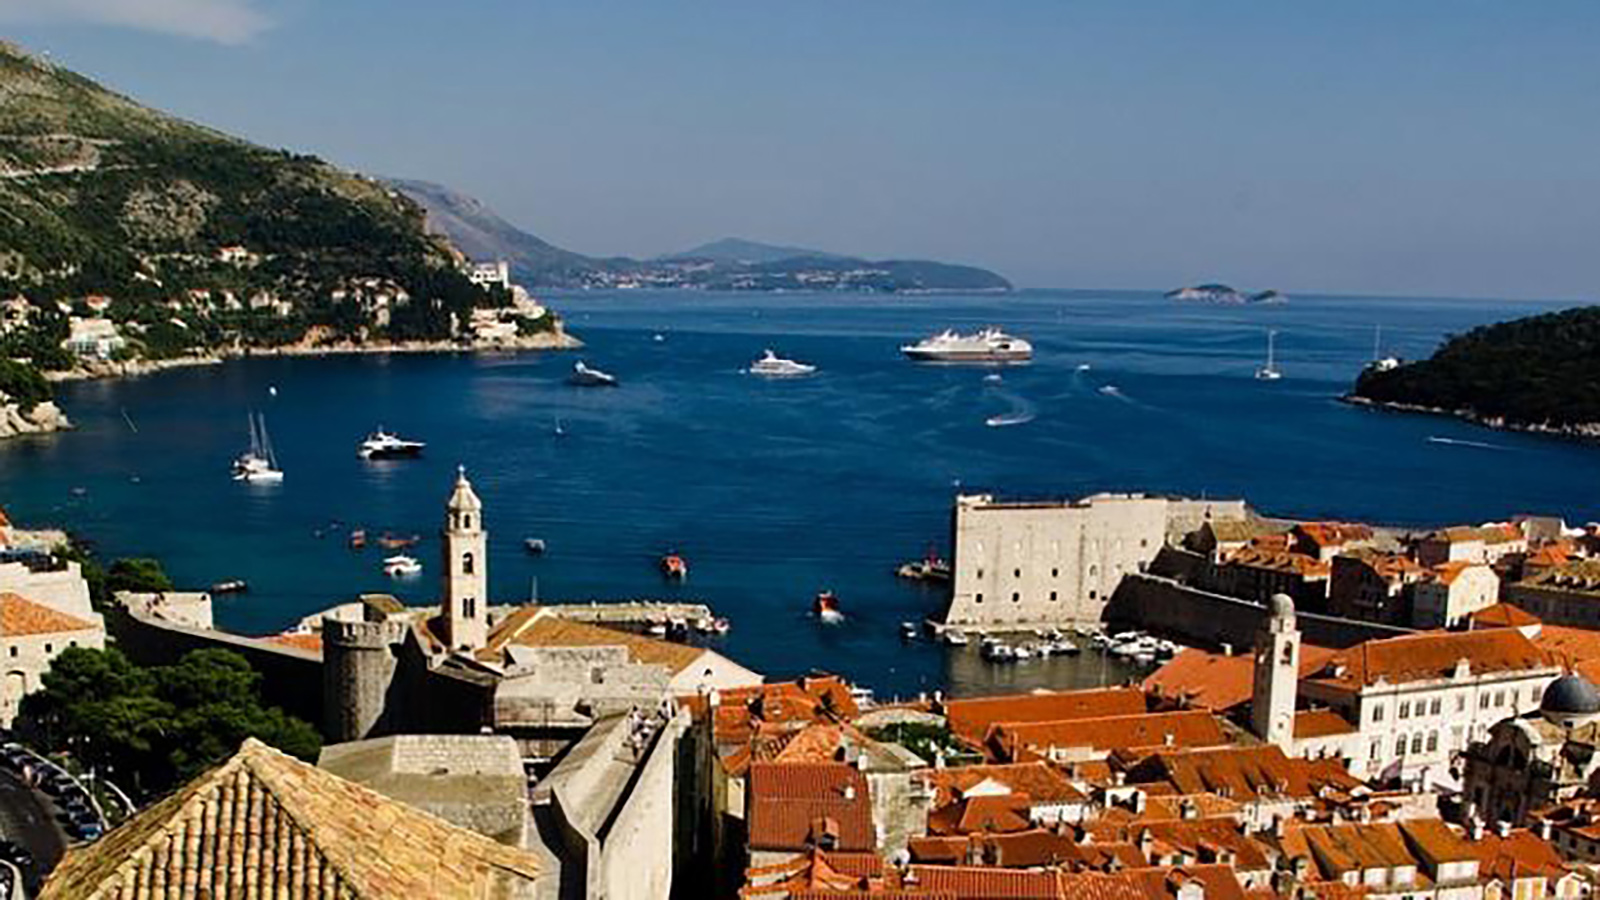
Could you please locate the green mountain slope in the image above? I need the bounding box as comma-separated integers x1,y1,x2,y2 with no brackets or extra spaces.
0,40,547,366
1351,304,1600,431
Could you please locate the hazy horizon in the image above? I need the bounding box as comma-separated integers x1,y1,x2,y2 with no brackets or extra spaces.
4,1,1598,300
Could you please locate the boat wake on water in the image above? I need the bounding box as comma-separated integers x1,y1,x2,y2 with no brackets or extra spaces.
984,390,1036,428
1427,436,1507,451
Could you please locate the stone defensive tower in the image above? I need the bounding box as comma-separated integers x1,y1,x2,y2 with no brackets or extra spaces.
1251,592,1300,750
441,465,488,652
322,617,401,743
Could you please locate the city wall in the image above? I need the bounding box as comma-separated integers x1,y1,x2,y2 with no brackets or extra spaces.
597,713,683,900
1105,573,1413,650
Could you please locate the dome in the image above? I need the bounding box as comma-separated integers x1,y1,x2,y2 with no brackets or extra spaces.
1542,674,1600,717
1267,593,1295,620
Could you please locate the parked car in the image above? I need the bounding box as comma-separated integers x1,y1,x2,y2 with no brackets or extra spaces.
67,820,102,841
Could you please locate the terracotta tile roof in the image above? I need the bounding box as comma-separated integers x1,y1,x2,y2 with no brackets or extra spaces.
1335,550,1426,581
1095,792,1245,826
267,632,324,653
1425,561,1479,585
1204,519,1286,544
487,613,705,674
1222,547,1330,578
1143,645,1337,712
1085,817,1271,871
927,793,1034,836
944,688,1148,746
1306,628,1556,691
38,738,542,899
1293,709,1356,739
1278,821,1417,877
989,711,1228,763
920,762,1087,807
1395,818,1478,864
1470,603,1542,629
1533,625,1600,682
899,863,1248,900
683,676,858,744
1295,522,1375,549
1517,559,1600,596
747,763,874,853
905,865,1065,899
1525,545,1572,568
1433,523,1523,545
0,592,97,636
741,848,895,898
1122,745,1359,802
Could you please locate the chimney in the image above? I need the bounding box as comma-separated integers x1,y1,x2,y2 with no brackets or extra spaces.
1538,819,1553,841
1273,816,1287,838
856,753,869,772
843,784,857,801
1133,790,1147,815
1180,797,1198,820
1221,642,1234,657
1470,820,1485,841
935,752,946,770
1164,732,1176,747
1495,821,1512,838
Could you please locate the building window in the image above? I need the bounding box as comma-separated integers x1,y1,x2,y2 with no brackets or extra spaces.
1427,731,1439,752
44,644,52,653
977,569,984,579
1531,686,1542,704
1399,701,1410,719
1411,734,1424,754
463,552,475,575
1480,693,1491,709
1373,704,1384,723
975,593,984,604
1049,591,1058,602
464,597,475,618
1495,690,1505,707
1458,695,1467,712
1089,590,1097,600
1370,741,1380,761
1395,736,1406,756
1012,593,1020,603
1429,697,1441,716
1051,568,1059,578
462,514,472,530
1014,568,1022,578
69,641,76,648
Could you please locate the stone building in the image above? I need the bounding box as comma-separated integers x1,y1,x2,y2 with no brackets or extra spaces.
1412,562,1501,629
943,493,1177,629
1327,550,1428,625
1505,560,1600,629
1418,524,1529,568
1461,673,1600,828
0,591,105,725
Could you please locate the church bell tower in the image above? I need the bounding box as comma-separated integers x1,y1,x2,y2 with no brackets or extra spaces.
441,465,488,652
1252,593,1300,749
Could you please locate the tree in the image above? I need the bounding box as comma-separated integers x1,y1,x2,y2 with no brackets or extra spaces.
105,558,173,595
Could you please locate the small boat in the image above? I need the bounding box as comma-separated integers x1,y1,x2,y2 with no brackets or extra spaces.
661,554,688,580
900,621,919,641
210,580,248,594
1013,644,1036,661
813,590,843,624
981,640,1015,662
553,419,567,438
348,529,367,550
358,428,426,460
377,534,421,550
383,554,422,577
524,538,547,555
1075,363,1092,372
1097,384,1122,397
1255,329,1283,381
747,349,817,377
647,620,668,637
1049,639,1081,656
233,412,284,483
895,556,952,582
569,361,619,387
982,373,1003,384
653,333,666,343
943,629,970,647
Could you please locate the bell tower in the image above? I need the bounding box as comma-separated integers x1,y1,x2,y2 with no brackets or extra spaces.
1252,593,1300,749
441,465,488,652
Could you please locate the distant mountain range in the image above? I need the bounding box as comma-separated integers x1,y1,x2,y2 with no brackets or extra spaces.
390,180,1011,293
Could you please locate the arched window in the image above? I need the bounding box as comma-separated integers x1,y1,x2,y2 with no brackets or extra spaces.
462,514,472,530
1281,641,1293,664
463,552,475,575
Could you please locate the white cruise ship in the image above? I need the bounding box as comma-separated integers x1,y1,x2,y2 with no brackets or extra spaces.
901,327,1032,363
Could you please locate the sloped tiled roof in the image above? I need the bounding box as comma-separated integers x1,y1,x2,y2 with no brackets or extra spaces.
1470,603,1542,629
747,762,874,853
1223,547,1330,578
1295,523,1375,548
39,738,542,899
1306,628,1556,691
1516,559,1600,597
486,613,705,675
1534,625,1600,682
1124,745,1360,802
944,687,1148,745
1294,709,1356,739
0,592,97,636
1471,828,1569,881
920,762,1086,806
1432,524,1523,545
927,793,1034,836
1143,645,1336,712
989,710,1228,763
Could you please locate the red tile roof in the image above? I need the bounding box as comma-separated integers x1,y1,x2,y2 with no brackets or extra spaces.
944,688,1148,745
1295,523,1375,549
920,762,1086,807
1123,745,1361,802
1433,523,1523,545
267,632,324,653
927,793,1034,836
685,676,859,747
988,711,1229,763
1306,628,1555,690
1293,709,1356,739
0,592,96,636
747,763,874,853
1223,547,1330,578
1143,645,1337,712
1534,625,1600,682
1470,603,1542,629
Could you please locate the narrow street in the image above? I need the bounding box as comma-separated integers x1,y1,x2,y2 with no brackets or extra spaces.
0,767,66,895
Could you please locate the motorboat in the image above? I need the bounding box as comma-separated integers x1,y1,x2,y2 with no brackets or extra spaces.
981,640,1015,662
1255,329,1283,381
358,428,425,460
943,629,970,647
348,529,367,550
661,553,688,580
748,349,817,377
569,361,619,387
900,621,918,641
1075,363,1092,372
901,328,1033,363
813,590,843,624
232,412,284,483
982,373,1003,384
377,534,421,550
524,538,547,555
647,621,668,637
383,554,422,577
1048,639,1081,656
1012,644,1036,661
210,580,248,594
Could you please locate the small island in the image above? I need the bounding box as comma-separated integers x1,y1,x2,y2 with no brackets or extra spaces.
1165,283,1287,305
1348,304,1600,438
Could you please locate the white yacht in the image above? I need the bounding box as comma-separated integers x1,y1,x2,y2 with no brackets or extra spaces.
383,554,422,577
357,428,425,460
747,349,817,377
1255,329,1283,381
232,413,284,483
901,327,1033,363
569,361,618,387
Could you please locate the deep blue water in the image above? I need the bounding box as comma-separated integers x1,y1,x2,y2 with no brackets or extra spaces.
0,288,1594,699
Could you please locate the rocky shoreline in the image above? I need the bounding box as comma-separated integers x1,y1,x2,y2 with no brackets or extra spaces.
0,400,72,439
41,329,583,384
1341,394,1600,441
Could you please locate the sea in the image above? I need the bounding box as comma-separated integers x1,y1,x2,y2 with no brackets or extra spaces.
0,288,1594,701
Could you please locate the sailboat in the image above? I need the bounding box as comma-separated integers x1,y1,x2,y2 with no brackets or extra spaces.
232,412,284,483
1255,329,1282,381
1367,324,1401,373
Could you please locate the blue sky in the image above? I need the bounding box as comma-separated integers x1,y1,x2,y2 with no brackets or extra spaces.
4,1,1598,297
